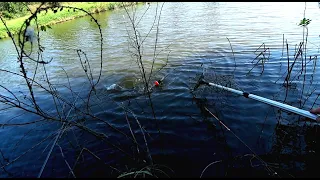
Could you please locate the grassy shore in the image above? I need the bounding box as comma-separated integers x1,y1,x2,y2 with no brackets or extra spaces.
0,2,140,39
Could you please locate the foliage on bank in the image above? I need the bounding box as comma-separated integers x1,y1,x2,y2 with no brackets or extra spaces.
0,2,138,39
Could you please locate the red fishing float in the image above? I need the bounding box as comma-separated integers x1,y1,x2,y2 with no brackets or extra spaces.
154,81,159,86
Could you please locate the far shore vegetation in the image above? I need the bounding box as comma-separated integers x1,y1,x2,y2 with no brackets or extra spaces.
0,2,143,39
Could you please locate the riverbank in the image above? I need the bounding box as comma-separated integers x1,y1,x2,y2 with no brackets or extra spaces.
0,2,141,39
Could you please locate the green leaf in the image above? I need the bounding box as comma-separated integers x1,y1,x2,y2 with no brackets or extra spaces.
40,25,46,31
299,18,311,27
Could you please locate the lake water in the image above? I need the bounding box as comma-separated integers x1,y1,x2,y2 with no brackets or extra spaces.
1,2,320,177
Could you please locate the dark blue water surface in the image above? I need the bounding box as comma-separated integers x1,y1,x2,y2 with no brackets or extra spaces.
1,2,320,178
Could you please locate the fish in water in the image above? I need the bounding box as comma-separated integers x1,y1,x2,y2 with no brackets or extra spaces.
105,75,167,93
105,83,124,91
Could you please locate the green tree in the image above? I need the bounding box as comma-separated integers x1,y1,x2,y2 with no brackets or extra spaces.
0,2,28,19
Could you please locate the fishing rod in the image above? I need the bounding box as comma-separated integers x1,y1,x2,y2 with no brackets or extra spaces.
194,78,320,122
